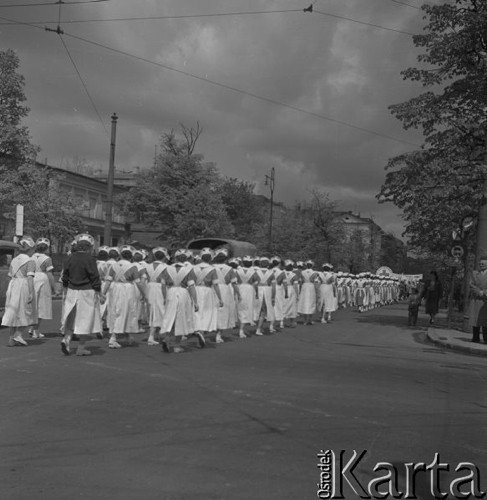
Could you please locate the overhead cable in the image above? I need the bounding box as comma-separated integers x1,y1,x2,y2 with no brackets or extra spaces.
0,8,304,24
0,0,108,7
0,13,421,147
313,9,414,36
64,30,420,147
58,34,109,136
389,0,421,10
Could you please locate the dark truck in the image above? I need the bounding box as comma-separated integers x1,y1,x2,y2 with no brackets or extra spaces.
187,238,257,258
0,240,20,318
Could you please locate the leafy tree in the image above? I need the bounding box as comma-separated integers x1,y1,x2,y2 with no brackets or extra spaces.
377,0,487,258
306,189,346,264
0,50,85,247
218,177,265,243
0,49,38,168
118,124,233,247
0,164,85,249
268,190,348,265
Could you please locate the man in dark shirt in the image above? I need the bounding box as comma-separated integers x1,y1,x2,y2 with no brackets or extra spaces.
61,234,102,356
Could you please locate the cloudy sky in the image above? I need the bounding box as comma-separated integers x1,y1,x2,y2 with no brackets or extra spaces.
1,0,430,238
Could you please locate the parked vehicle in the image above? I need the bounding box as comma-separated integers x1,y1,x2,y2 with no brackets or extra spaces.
187,238,257,258
0,240,20,318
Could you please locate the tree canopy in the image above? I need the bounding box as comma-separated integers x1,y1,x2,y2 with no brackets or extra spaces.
377,0,487,258
0,164,84,246
0,49,37,167
0,49,84,245
118,124,234,247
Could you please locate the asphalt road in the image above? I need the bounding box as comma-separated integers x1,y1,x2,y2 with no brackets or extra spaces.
1,302,486,500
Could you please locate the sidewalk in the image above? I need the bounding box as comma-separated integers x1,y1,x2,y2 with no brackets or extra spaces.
427,317,487,357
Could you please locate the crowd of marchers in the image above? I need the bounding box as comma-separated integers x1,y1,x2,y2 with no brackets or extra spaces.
2,233,417,356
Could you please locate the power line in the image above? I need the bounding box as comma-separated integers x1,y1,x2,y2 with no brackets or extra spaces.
63,31,420,147
0,12,45,30
0,6,416,35
313,9,414,36
0,12,421,148
57,33,109,136
389,0,422,10
0,0,108,7
0,8,304,25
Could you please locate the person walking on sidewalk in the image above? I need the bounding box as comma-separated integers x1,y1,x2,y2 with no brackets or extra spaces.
422,270,443,325
407,287,421,327
467,255,487,343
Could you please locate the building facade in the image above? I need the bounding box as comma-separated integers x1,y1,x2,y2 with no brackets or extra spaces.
0,162,129,250
335,211,407,273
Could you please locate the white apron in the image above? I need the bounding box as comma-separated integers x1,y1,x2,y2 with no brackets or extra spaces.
193,263,218,333
236,268,256,325
32,253,53,320
62,289,101,335
214,263,237,330
1,254,36,327
255,268,276,322
298,269,318,315
161,265,195,336
107,260,140,334
146,262,166,328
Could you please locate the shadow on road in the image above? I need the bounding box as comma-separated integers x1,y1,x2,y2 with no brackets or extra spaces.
354,313,428,330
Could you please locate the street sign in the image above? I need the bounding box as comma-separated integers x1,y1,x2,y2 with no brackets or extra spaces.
451,245,464,258
15,204,24,236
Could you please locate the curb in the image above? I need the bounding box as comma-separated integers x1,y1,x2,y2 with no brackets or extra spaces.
426,328,487,357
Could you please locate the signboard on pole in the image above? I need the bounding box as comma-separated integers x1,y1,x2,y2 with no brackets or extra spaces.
451,245,464,259
376,266,394,277
15,204,24,236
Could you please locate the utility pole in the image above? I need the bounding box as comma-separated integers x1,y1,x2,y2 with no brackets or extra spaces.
265,167,275,253
104,113,118,246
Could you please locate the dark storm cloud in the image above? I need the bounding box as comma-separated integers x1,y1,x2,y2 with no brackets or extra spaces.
2,0,428,239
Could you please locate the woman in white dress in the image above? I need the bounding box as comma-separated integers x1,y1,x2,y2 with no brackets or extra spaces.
101,245,147,349
61,233,102,356
283,259,299,328
133,249,149,332
193,248,223,346
96,245,110,332
145,247,168,346
235,256,258,339
355,273,367,312
160,249,199,353
2,236,36,346
318,263,336,323
254,256,277,335
30,237,56,338
212,248,240,344
270,256,288,331
297,260,320,325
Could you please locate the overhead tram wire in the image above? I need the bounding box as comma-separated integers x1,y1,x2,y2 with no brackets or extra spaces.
389,0,421,10
0,0,108,7
312,8,414,36
63,31,420,148
0,13,421,148
0,8,304,25
0,3,417,29
50,0,109,136
58,34,109,137
0,13,108,136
